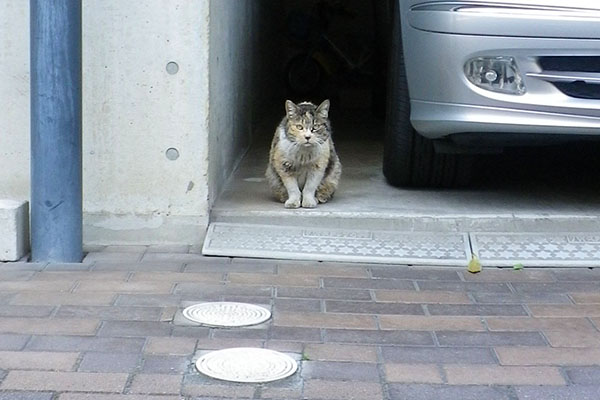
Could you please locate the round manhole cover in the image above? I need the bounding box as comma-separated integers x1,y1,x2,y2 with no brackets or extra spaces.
196,347,298,383
182,302,271,327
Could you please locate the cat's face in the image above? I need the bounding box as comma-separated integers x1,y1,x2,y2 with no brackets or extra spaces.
284,100,331,146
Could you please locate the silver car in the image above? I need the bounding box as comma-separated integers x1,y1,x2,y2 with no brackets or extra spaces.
384,0,600,187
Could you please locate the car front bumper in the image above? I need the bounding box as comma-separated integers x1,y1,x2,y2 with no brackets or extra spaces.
401,1,600,139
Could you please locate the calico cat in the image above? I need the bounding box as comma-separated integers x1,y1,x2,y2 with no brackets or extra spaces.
266,99,342,208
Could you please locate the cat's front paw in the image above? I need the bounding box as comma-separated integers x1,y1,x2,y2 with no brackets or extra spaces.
285,197,301,209
302,196,317,208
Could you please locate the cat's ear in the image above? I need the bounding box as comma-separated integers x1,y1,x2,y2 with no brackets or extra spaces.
285,100,300,119
316,99,330,119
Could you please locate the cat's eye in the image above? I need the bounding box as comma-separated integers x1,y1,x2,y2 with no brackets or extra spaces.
295,124,304,130
312,124,321,131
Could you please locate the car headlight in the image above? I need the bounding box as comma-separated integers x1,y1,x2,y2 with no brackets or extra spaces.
464,56,526,95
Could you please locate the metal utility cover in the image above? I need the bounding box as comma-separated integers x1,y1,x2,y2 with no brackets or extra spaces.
196,347,298,383
182,302,271,327
202,223,471,266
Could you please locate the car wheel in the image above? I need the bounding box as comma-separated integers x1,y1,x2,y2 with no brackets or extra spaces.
383,2,472,188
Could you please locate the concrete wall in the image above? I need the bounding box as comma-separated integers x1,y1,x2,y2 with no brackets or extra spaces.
207,1,282,208
1,0,212,245
0,1,30,202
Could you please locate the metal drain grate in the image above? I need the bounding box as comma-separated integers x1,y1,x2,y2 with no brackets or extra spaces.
182,302,271,327
196,347,298,383
471,232,600,267
202,223,471,266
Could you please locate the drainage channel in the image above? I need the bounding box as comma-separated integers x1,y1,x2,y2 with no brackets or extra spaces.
181,302,298,384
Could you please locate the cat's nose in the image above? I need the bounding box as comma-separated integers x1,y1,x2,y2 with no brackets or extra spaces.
304,134,312,141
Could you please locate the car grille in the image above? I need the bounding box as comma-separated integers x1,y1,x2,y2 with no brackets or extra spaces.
537,56,600,100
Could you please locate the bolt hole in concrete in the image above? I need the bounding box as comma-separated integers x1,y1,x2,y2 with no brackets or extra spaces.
196,347,298,383
182,302,271,327
165,147,180,160
166,61,179,74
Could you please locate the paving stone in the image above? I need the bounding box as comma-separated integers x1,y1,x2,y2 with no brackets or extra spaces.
544,329,600,347
181,382,255,398
384,364,443,384
322,277,415,290
0,281,75,291
84,252,142,263
571,293,600,304
273,298,321,312
93,262,183,271
194,337,264,350
274,311,377,330
141,252,208,263
130,271,224,283
0,318,99,335
416,281,512,293
0,334,29,350
325,329,434,346
115,294,182,307
301,361,380,381
0,351,79,371
128,373,183,395
461,269,555,282
11,292,117,306
26,336,145,353
269,326,322,342
512,282,600,294
553,269,600,281
471,292,571,304
75,281,174,294
32,271,129,281
98,321,171,337
169,326,211,338
485,317,595,332
325,300,424,315
228,272,320,287
388,384,514,400
565,367,600,384
259,385,303,399
515,385,600,400
374,290,470,304
277,264,369,278
144,337,197,355
77,350,141,372
445,365,565,385
0,270,35,280
55,305,163,321
436,331,547,347
185,262,274,274
304,344,378,363
382,346,497,364
379,315,486,331
0,370,129,392
212,328,269,340
496,347,600,366
428,304,528,316
0,293,14,305
265,340,304,353
276,287,371,300
0,393,54,400
529,304,600,317
44,262,94,271
0,305,55,318
370,268,461,281
141,355,190,374
146,244,190,253
303,380,383,400
0,262,45,271
102,245,148,253
58,395,181,400
174,283,272,297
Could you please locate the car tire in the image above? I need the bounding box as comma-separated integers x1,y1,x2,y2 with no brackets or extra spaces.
383,2,472,188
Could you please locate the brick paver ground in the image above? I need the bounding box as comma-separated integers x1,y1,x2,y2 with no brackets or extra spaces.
1,246,600,399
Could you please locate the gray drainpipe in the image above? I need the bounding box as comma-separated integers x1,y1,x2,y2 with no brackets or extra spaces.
30,0,83,262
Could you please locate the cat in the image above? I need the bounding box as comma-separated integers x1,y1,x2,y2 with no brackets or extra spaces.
266,99,342,208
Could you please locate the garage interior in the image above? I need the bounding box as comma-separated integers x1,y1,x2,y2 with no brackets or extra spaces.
207,1,600,265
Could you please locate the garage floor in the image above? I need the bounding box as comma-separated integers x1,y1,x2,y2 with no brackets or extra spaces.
208,111,600,267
